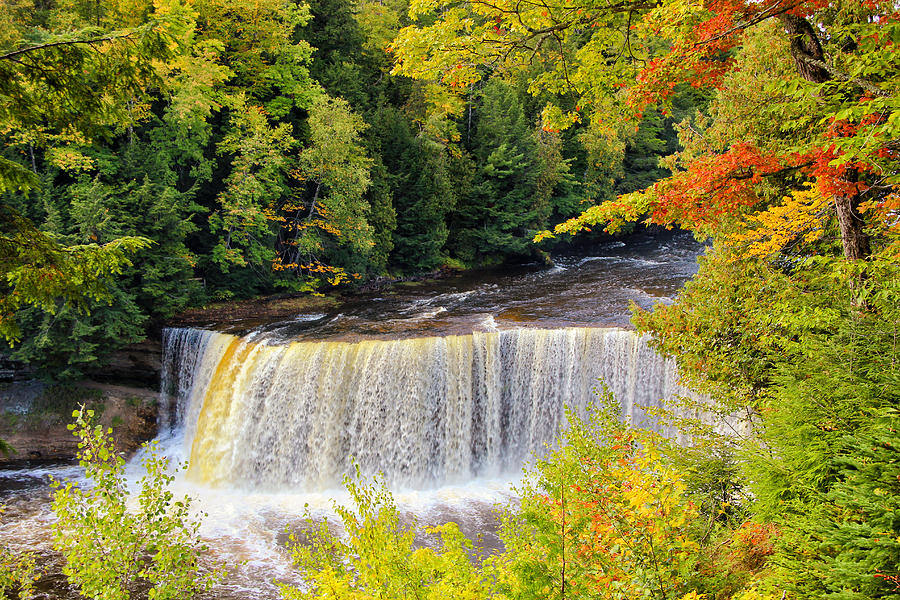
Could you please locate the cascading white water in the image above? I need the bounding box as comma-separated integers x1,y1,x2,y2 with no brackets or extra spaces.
162,326,702,492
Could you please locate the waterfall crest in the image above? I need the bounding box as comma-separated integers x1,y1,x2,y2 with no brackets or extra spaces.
161,327,700,491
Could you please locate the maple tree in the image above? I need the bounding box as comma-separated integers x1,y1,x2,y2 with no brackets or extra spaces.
495,403,700,600
392,0,899,262
565,2,897,262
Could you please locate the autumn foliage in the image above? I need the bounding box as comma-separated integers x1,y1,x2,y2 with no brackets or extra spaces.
446,0,900,261
493,401,701,600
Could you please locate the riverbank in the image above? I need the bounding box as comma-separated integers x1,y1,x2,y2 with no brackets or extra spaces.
0,381,158,466
168,292,341,331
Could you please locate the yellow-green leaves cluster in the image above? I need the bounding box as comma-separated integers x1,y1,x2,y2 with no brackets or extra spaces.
389,0,647,132
495,404,699,600
0,206,151,342
726,185,830,259
0,523,38,600
281,472,494,600
51,407,223,600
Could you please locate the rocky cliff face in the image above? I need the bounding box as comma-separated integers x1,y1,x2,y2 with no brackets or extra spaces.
0,381,159,466
0,354,34,383
0,336,164,465
1,339,163,387
87,339,162,387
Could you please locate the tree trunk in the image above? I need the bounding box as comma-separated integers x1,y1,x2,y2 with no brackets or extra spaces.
834,169,871,260
778,13,871,260
778,14,830,84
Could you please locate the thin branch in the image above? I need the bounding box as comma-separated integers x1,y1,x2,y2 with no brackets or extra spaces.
0,34,133,62
553,30,574,92
610,8,635,69
727,160,814,182
692,160,813,202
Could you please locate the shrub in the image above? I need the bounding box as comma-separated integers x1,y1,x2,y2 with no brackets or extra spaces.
51,407,223,600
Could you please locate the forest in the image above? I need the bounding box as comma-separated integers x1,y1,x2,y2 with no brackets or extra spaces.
0,0,685,378
1,0,899,598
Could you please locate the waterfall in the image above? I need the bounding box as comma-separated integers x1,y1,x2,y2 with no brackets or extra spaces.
161,326,701,491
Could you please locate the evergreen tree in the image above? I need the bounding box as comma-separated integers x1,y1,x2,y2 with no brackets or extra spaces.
366,106,452,272
393,142,455,271
452,80,563,265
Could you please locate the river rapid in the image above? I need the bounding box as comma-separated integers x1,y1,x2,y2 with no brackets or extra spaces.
0,230,704,599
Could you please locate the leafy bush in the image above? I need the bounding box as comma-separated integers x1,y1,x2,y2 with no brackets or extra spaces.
494,401,699,600
281,468,494,600
51,407,223,600
0,529,37,600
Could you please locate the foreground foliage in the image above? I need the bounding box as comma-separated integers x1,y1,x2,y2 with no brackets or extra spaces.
282,402,764,600
494,403,699,600
0,529,37,600
636,250,900,598
51,407,222,600
284,383,897,600
281,469,493,599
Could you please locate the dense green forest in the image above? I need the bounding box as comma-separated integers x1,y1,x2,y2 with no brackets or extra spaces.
0,0,685,378
1,0,899,599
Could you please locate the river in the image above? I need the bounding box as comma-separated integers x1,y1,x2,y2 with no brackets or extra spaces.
0,230,704,599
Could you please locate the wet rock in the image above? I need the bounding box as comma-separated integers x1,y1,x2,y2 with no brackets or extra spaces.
88,339,163,387
0,354,34,383
0,381,159,467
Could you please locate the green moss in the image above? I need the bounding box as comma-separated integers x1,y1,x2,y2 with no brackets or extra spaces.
0,410,21,429
440,257,468,271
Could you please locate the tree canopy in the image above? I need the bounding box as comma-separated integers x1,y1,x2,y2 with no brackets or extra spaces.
392,0,899,262
0,0,198,342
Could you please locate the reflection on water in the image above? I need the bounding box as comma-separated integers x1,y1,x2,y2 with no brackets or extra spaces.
0,230,704,600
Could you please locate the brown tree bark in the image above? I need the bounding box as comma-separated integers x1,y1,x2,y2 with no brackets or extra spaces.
833,169,872,261
778,14,871,261
778,14,830,84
